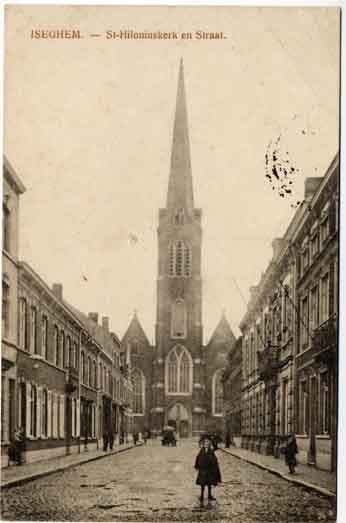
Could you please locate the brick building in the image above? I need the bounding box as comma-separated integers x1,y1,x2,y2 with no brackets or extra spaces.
1,156,134,467
122,60,235,438
1,158,25,467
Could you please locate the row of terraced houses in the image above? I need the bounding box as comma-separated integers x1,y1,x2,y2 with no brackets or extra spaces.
2,157,134,468
223,154,339,472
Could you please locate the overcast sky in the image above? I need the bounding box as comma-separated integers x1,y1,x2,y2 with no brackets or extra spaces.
4,6,339,342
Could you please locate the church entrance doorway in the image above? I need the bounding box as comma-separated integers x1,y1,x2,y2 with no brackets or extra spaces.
167,403,190,438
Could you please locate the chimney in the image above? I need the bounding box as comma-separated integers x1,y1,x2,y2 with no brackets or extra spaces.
102,316,109,331
88,312,98,324
52,283,63,301
304,177,322,200
272,238,285,259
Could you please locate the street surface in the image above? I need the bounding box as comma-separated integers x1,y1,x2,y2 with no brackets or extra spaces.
1,440,336,522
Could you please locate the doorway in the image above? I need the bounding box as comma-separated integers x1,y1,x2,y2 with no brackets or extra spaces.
167,403,190,438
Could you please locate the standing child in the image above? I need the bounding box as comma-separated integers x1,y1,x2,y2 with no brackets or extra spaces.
194,437,222,506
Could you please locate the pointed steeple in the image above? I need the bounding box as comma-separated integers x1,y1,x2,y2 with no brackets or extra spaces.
166,59,194,213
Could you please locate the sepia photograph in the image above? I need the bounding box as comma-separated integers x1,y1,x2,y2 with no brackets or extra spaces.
1,5,341,522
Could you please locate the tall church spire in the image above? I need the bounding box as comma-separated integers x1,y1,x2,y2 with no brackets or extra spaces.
166,59,194,213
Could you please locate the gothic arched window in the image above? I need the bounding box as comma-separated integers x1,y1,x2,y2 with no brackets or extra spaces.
171,299,186,338
169,241,192,277
166,346,192,394
180,351,190,392
132,368,145,415
212,369,224,416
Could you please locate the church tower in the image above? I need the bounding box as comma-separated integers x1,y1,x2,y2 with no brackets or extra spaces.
151,60,205,437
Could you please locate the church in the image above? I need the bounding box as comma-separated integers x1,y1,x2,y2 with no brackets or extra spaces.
122,60,236,438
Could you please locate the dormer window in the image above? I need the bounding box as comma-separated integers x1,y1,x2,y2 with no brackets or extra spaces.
173,208,184,226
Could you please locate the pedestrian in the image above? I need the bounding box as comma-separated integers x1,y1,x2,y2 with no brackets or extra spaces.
13,426,25,465
103,430,109,451
194,436,222,506
225,431,231,448
284,433,298,474
143,429,148,444
109,430,114,451
133,432,139,445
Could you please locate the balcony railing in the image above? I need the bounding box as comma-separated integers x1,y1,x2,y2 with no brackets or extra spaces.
311,315,337,351
257,346,279,382
67,365,79,382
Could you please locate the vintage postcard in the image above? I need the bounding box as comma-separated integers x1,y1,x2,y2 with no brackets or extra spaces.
1,5,340,522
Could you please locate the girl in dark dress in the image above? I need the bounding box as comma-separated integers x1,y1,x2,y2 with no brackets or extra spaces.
195,437,222,505
285,433,298,474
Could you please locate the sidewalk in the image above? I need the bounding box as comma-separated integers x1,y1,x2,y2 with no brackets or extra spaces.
221,445,336,498
1,442,139,490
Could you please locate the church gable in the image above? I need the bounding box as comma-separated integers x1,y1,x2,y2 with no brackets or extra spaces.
122,312,151,352
207,313,236,353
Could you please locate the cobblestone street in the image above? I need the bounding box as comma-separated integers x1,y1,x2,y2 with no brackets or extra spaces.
1,440,336,522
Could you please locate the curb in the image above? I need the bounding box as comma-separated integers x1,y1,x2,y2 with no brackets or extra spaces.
1,443,142,490
220,448,336,499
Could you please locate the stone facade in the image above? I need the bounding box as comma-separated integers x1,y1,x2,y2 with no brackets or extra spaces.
223,336,242,440
239,154,339,471
292,156,338,472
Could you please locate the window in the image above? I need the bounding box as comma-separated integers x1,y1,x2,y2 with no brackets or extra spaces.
180,351,190,392
54,325,59,366
30,307,38,354
171,299,186,338
3,204,10,252
310,285,319,330
173,208,184,225
73,342,78,369
19,298,28,349
88,357,92,386
61,331,66,367
93,361,97,389
2,281,10,338
282,286,292,338
81,352,85,383
319,372,330,435
42,390,48,437
301,297,309,348
41,316,48,360
301,246,309,272
169,241,192,277
30,385,37,437
299,380,309,434
320,274,329,323
320,216,329,245
281,379,288,434
311,232,319,259
99,363,103,389
65,336,70,367
131,338,139,355
68,339,73,368
212,370,224,415
166,346,192,394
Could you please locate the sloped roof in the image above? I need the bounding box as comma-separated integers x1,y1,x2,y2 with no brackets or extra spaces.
122,311,151,346
66,304,118,358
207,312,236,347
